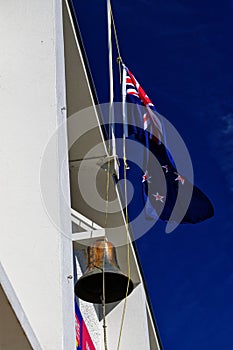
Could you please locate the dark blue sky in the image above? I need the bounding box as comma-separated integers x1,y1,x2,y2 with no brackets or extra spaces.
72,1,233,348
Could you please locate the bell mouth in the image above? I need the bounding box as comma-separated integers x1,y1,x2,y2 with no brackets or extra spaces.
75,271,134,304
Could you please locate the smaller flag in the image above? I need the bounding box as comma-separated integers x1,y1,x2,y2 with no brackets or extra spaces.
75,300,82,350
74,299,96,350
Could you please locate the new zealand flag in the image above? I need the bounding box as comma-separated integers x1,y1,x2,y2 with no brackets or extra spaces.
122,64,214,229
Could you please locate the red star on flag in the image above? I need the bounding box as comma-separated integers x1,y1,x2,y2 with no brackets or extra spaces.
174,173,185,185
142,170,152,183
152,192,165,203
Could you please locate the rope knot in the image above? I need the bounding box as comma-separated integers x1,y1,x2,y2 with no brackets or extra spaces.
116,56,122,64
123,157,130,170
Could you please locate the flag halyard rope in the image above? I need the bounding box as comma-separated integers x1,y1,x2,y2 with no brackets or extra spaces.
109,1,123,83
102,2,114,348
105,2,131,349
116,63,132,350
109,3,132,349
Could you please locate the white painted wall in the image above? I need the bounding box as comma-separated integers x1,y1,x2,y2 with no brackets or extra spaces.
0,1,75,349
100,285,151,350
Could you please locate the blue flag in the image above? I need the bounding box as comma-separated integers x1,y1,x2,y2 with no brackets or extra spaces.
122,65,214,226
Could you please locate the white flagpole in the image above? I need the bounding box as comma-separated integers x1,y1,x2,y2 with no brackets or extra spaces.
107,0,116,165
122,64,128,138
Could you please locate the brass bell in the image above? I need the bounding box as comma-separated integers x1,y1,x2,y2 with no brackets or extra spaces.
75,240,134,304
